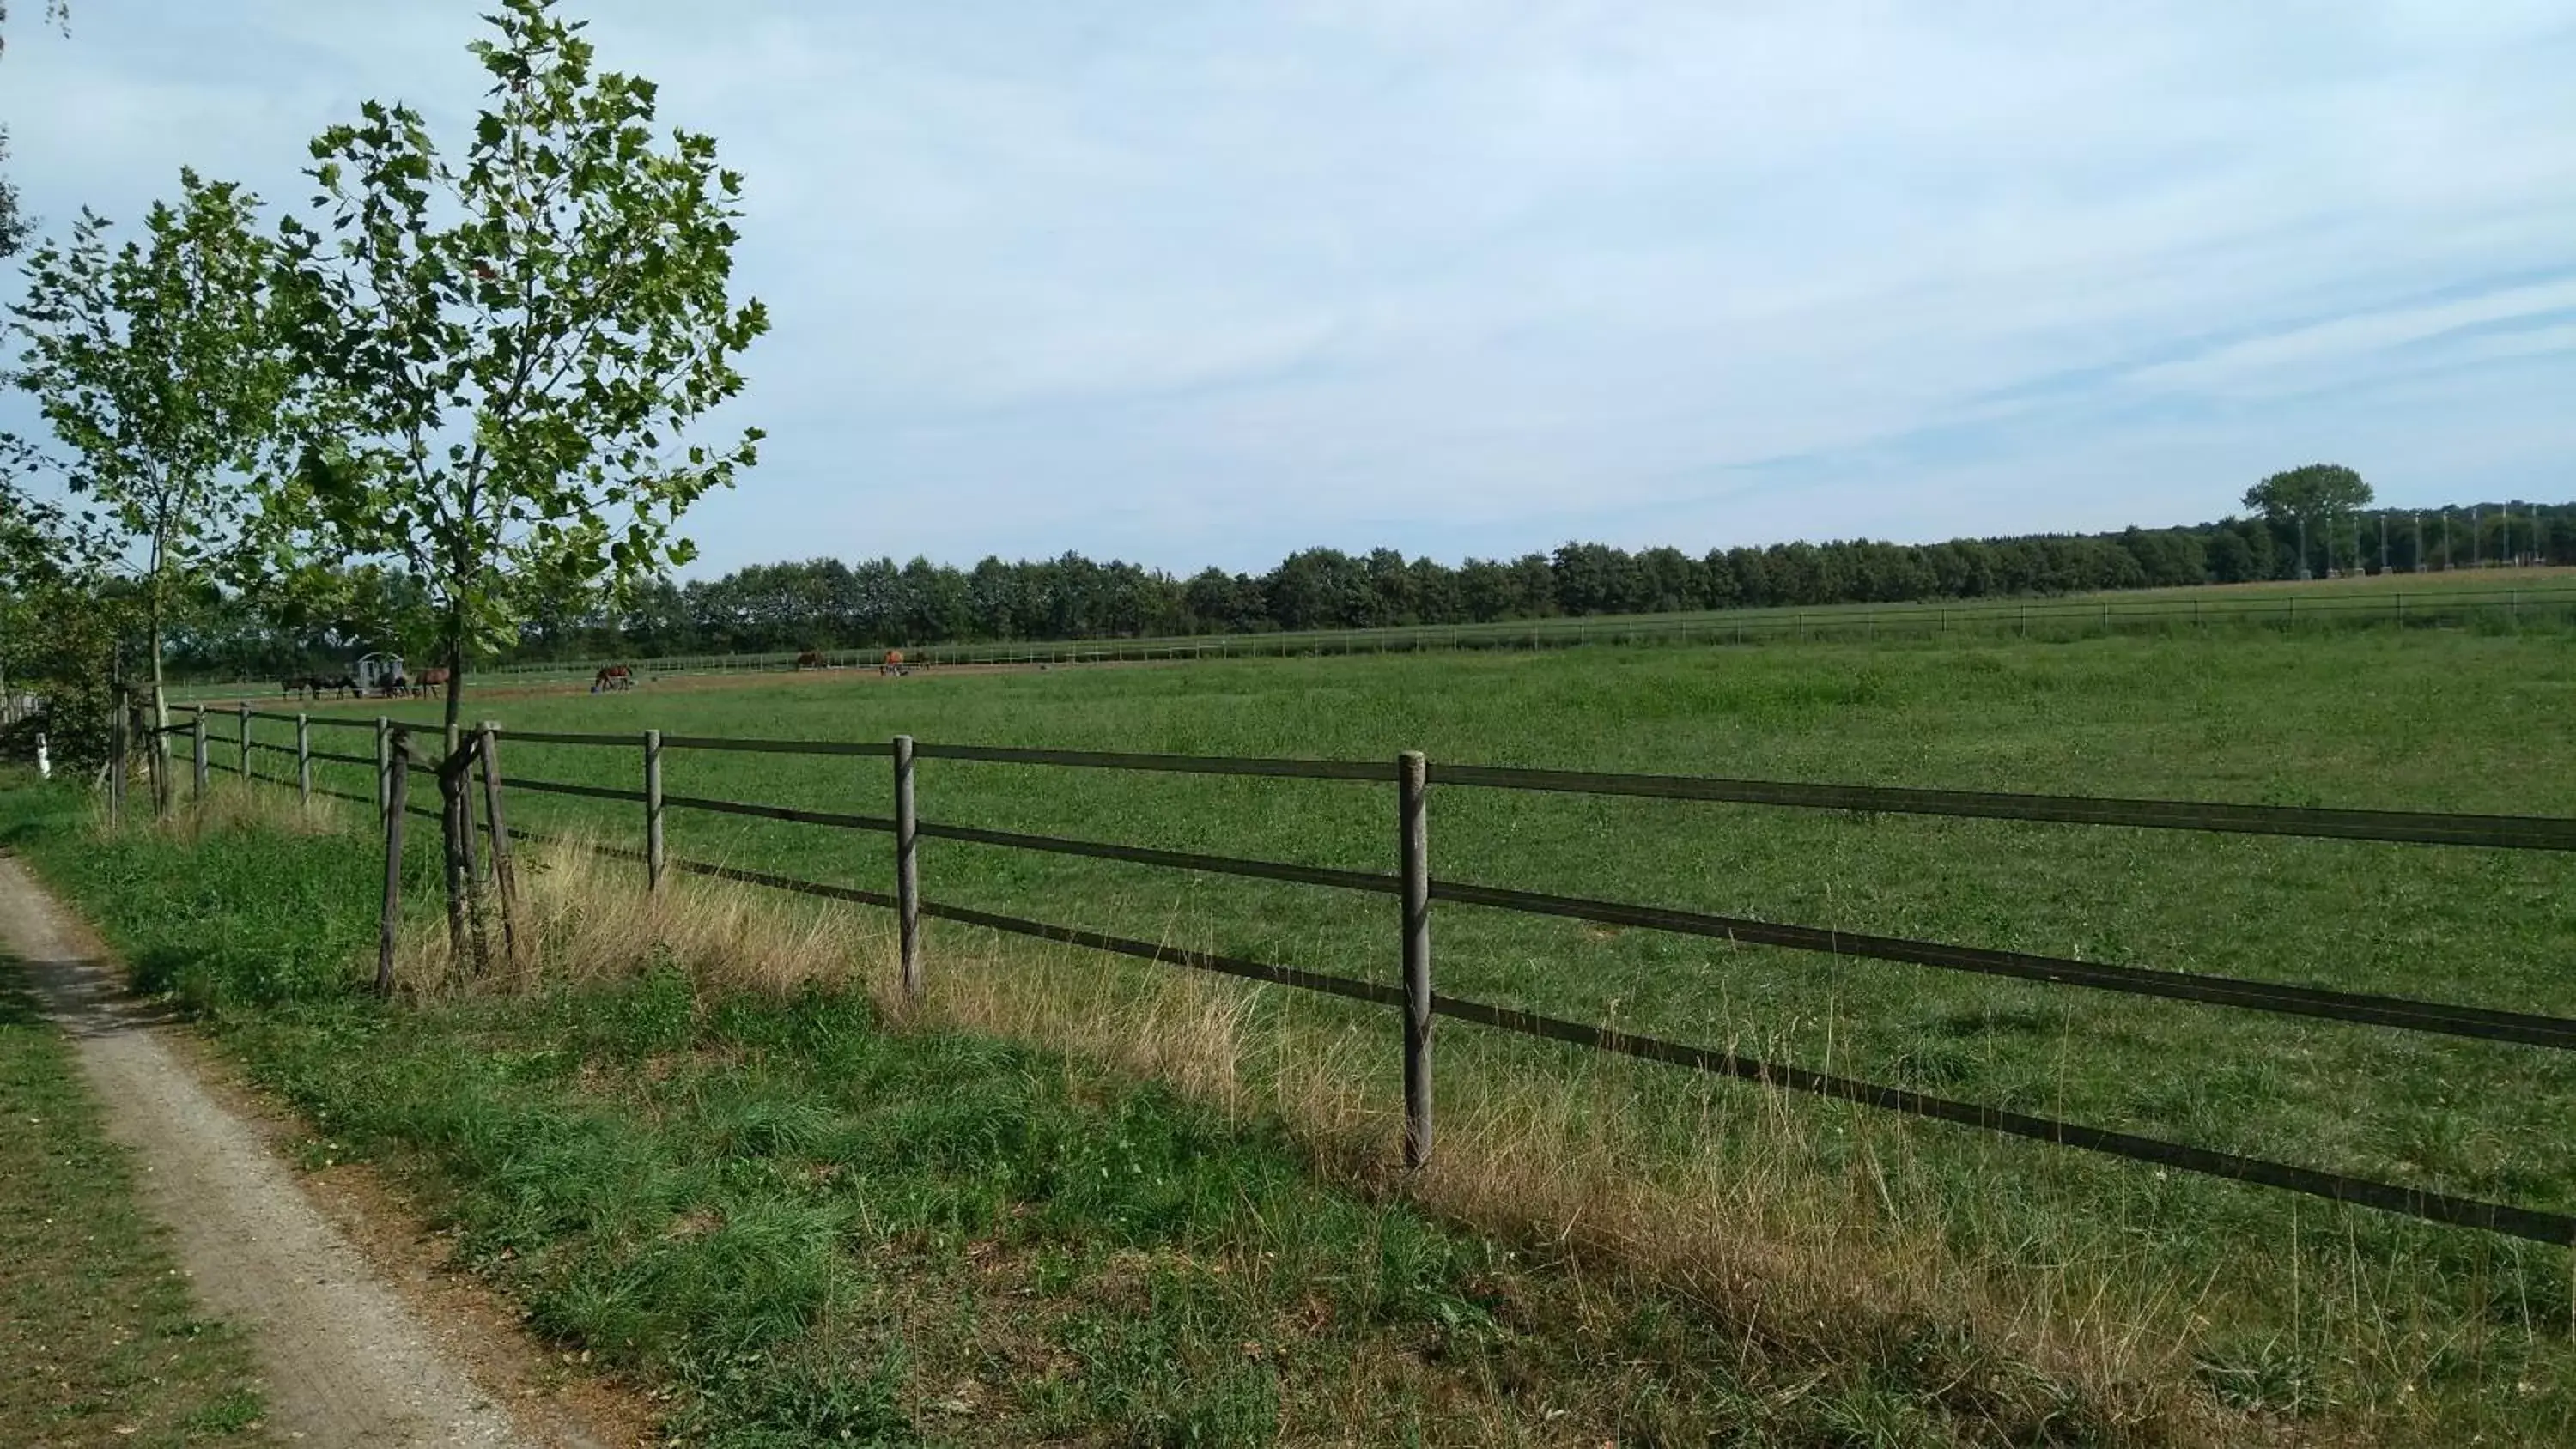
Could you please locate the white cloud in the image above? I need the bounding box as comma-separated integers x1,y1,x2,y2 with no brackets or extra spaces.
2126,280,2576,398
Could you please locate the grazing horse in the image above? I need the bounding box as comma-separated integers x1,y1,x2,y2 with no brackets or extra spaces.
410,666,451,699
793,650,828,670
592,664,635,693
282,674,360,700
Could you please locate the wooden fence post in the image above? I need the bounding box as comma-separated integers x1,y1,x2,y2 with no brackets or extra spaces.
1399,749,1432,1170
643,729,665,892
477,722,518,965
236,703,250,778
378,732,409,997
106,695,125,829
295,712,313,804
895,734,920,998
444,724,479,886
191,707,209,800
375,717,392,820
434,725,471,967
145,700,168,818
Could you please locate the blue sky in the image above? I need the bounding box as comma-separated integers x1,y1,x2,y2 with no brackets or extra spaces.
4,1,2573,576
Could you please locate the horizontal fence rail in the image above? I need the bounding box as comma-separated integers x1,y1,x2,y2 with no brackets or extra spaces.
916,897,1413,1011
660,792,895,834
919,820,1405,895
915,742,1395,781
507,778,651,804
496,728,640,748
1426,879,2576,1049
659,734,896,757
1431,764,2576,851
164,703,2576,1249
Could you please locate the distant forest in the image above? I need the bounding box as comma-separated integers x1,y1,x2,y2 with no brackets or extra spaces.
175,502,2572,675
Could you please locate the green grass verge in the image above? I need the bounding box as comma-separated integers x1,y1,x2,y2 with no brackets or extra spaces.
0,952,269,1446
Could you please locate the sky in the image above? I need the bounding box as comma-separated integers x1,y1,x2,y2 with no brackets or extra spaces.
3,1,2573,577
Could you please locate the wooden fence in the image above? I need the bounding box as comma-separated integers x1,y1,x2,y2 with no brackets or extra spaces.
160,701,2576,1250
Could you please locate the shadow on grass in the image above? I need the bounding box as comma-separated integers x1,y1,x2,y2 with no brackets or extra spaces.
130,943,210,1000
0,969,46,1029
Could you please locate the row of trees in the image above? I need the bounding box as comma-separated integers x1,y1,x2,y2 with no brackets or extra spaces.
159,496,2576,674
1,0,767,767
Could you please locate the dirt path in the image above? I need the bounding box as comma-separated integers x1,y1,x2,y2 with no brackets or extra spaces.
0,855,622,1448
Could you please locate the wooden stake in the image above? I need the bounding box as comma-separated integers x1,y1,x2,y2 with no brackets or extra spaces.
377,735,410,997
477,723,518,966
895,734,920,997
1399,749,1432,1169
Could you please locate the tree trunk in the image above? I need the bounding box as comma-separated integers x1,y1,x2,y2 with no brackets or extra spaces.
441,628,466,735
149,595,172,792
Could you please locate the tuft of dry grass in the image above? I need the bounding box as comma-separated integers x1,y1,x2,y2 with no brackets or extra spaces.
393,834,2232,1441
95,777,345,843
390,834,879,997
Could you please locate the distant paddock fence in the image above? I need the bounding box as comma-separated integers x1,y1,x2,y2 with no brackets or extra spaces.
162,702,2576,1250
164,581,2576,698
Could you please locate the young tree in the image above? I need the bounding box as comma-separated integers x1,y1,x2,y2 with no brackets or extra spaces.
271,0,768,732
9,171,286,736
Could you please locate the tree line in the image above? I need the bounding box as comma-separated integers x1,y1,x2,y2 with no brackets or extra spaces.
162,499,2575,675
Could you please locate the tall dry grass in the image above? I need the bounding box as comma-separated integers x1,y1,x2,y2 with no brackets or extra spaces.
387,833,2226,1440
96,775,346,842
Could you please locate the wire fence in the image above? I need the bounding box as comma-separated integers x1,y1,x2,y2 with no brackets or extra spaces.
159,700,2576,1249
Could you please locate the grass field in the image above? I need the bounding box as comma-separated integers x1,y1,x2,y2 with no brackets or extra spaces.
0,955,269,1446
155,626,2576,1440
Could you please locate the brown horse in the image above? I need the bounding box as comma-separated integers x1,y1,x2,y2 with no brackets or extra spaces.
410,666,451,699
592,664,635,693
793,650,828,670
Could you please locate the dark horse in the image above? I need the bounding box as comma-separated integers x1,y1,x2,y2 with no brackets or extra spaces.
282,674,360,700
592,664,635,693
793,650,828,670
